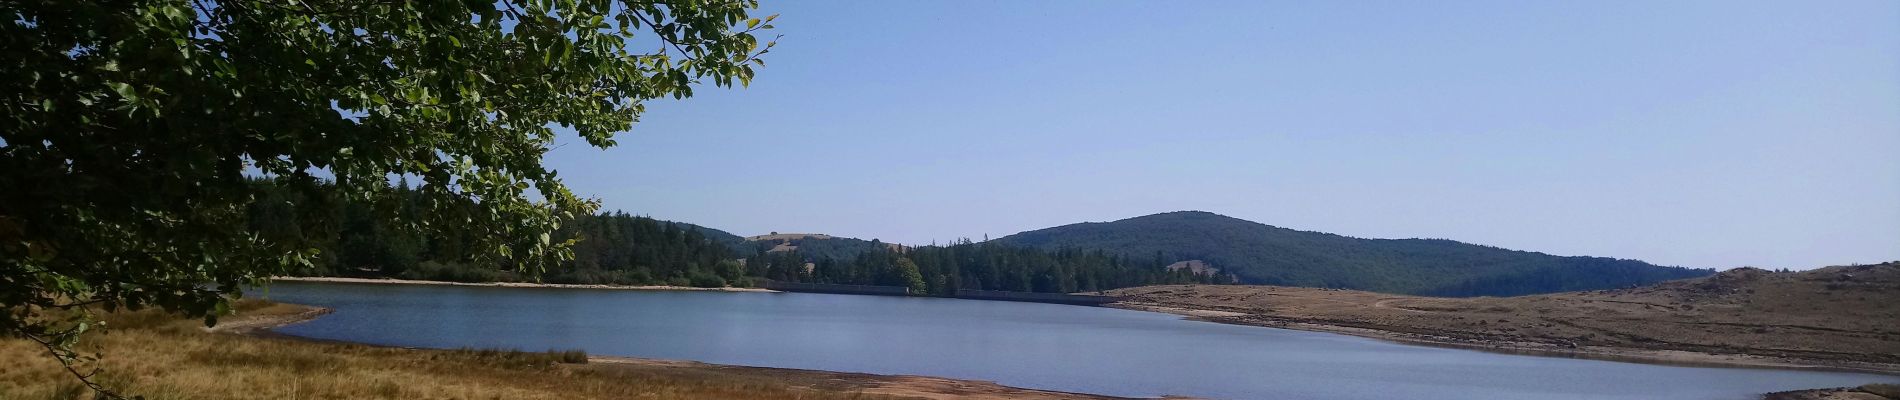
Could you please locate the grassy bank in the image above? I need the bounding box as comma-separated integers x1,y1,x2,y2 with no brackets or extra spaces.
0,300,1114,400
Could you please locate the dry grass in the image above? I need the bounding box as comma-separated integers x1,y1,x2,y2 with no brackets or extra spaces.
0,300,900,400
1110,262,1900,365
1765,384,1900,400
1862,384,1900,398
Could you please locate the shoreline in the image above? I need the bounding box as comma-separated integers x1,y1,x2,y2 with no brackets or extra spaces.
212,292,1890,399
265,277,1900,377
271,276,779,293
268,276,1900,376
1110,301,1900,376
225,300,1136,400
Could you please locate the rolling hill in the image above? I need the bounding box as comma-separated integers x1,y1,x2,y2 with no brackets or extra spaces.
724,232,896,261
993,211,1713,296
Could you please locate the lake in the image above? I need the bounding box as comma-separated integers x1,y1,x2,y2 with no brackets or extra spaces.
258,282,1898,400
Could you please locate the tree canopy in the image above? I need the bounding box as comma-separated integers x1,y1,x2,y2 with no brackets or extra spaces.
1,0,774,394
762,240,1222,295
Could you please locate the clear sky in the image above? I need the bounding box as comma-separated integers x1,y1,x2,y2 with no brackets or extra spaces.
542,0,1899,270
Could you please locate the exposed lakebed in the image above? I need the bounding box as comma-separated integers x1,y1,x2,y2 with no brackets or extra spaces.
259,281,1898,400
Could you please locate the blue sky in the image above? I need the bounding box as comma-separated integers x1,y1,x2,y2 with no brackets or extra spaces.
543,0,1899,270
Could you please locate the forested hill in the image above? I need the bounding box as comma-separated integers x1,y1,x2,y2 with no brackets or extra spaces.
250,180,1210,292
993,211,1715,296
736,234,890,261
675,221,747,250
256,180,1708,297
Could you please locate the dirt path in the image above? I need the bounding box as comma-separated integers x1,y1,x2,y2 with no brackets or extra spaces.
1370,298,1431,314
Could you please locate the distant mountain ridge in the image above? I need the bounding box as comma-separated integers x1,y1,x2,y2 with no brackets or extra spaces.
993,211,1713,296
672,210,1714,296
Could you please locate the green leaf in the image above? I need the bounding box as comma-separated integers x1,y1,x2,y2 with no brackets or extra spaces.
107,82,137,101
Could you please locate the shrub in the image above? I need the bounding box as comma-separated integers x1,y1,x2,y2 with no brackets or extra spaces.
688,273,727,288
549,269,656,286
554,349,589,364
400,261,517,283
448,347,589,368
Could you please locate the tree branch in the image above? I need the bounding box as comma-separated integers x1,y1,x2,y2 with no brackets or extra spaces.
19,328,128,400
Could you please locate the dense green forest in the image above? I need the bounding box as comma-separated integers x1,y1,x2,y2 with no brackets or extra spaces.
558,212,747,287
248,180,744,286
995,211,1715,296
248,181,1213,292
748,241,1220,295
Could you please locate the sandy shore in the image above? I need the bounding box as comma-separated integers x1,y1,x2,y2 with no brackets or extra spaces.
204,304,334,334
273,276,779,292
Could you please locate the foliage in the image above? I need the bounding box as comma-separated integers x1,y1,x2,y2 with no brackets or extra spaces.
1,0,773,395
561,211,742,285
995,211,1715,296
890,258,927,294
254,181,747,287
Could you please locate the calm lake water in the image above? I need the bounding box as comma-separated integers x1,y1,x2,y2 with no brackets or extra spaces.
259,282,1898,400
